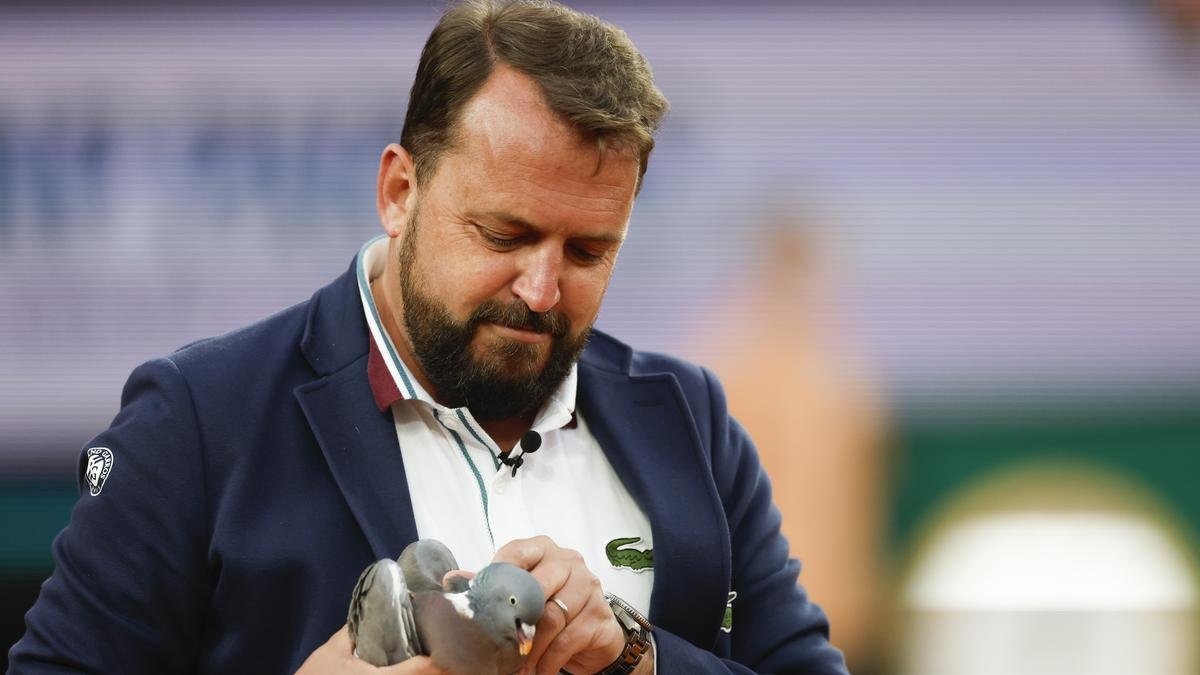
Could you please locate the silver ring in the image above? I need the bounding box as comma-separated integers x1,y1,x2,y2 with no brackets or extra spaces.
551,597,569,615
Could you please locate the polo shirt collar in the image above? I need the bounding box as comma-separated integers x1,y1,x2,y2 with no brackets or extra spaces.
356,235,577,432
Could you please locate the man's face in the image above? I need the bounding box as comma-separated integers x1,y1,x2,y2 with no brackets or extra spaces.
380,66,640,419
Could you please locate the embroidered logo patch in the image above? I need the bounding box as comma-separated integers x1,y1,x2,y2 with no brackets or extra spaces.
721,591,737,633
605,536,653,572
84,447,114,496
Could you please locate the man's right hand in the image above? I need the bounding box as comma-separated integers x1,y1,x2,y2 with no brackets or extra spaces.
295,625,449,674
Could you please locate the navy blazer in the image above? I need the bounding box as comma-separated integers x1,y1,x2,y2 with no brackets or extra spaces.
10,259,846,674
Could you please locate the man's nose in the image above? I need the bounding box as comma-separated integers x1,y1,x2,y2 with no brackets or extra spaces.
511,246,562,314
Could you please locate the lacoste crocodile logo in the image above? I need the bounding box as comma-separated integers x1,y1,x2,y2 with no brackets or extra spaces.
721,591,737,633
605,536,653,572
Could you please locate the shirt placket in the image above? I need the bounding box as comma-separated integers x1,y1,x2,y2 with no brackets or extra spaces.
487,457,537,547
431,407,501,550
448,407,542,550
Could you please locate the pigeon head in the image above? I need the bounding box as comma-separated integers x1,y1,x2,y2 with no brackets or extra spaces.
468,562,545,657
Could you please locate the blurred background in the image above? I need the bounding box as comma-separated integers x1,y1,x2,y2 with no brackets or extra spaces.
2,0,1199,672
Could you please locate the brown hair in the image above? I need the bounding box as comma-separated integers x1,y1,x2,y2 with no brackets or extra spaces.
400,0,668,191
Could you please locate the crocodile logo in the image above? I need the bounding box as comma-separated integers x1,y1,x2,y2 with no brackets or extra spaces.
605,536,653,573
721,591,737,633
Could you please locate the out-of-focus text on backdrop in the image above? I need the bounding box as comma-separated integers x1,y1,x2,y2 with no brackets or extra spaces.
3,1,1199,672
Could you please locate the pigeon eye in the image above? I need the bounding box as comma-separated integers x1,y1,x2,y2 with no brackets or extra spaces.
509,596,517,605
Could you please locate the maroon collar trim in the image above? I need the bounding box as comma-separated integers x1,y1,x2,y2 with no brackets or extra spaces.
368,336,405,412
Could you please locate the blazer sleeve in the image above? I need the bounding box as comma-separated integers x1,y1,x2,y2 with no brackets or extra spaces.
650,367,848,674
9,358,210,674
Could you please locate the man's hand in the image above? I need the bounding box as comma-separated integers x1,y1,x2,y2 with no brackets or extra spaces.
295,625,449,675
493,536,631,675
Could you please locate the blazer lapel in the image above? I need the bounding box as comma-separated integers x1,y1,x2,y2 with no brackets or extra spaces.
578,360,730,650
293,261,419,561
295,365,418,561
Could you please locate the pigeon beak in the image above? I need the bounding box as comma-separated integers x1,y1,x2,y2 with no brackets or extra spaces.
517,621,536,656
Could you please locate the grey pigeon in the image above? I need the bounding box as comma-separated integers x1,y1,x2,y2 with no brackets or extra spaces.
348,539,545,675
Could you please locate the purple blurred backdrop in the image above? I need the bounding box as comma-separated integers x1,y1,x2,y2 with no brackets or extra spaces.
1,0,1197,466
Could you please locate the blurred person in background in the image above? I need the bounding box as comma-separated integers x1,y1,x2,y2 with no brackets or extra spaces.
694,209,887,673
1157,0,1200,39
1156,0,1200,74
8,1,846,674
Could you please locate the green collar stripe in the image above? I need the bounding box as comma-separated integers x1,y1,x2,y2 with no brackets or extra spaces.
355,236,417,400
456,409,502,471
445,425,495,548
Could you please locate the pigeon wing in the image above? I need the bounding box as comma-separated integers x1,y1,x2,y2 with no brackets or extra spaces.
347,559,421,666
398,539,460,592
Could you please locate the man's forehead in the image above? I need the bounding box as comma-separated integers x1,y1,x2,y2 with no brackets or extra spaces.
455,65,581,156
431,71,636,225
452,67,638,181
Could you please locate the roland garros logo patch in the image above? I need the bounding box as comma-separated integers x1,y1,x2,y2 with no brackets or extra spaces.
84,447,114,496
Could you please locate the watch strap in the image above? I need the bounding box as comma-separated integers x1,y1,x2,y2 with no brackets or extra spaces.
597,593,653,675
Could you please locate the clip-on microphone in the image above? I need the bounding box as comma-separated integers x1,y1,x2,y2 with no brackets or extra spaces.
498,430,542,477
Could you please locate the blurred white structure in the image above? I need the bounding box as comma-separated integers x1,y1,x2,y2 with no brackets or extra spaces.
898,465,1199,674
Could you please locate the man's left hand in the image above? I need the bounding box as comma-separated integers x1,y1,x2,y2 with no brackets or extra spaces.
493,536,628,675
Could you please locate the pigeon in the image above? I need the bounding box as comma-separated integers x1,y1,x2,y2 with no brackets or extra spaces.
348,539,545,675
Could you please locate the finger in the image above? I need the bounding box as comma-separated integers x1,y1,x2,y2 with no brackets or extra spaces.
327,624,353,654
528,560,572,608
546,595,574,626
528,561,608,673
522,564,575,668
496,538,574,608
442,568,474,589
492,535,555,570
297,624,382,675
545,562,594,626
536,592,623,675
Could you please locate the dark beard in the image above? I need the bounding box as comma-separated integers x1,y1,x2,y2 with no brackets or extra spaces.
398,206,590,420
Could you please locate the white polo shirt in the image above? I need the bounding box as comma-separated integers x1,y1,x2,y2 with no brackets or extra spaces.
355,235,655,616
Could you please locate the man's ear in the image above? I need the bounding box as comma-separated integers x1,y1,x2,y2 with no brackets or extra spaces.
376,143,418,237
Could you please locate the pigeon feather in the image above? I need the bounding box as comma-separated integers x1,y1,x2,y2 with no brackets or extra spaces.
347,558,422,666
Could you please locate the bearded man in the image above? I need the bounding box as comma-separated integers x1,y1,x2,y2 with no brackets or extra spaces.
10,2,847,674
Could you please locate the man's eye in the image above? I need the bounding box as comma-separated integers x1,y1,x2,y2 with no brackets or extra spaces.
570,245,605,264
478,227,521,248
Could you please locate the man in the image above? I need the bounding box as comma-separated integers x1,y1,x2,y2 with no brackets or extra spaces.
10,1,846,673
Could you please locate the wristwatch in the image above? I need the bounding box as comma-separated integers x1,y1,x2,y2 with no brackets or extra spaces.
596,593,653,675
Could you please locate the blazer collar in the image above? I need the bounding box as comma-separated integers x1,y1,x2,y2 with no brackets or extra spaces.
299,257,371,378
